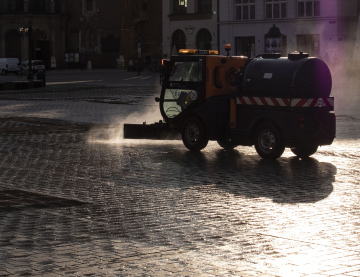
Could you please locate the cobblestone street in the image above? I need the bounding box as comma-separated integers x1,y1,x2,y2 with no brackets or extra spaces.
0,70,359,276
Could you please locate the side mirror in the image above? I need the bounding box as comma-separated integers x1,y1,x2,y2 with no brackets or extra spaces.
155,97,160,102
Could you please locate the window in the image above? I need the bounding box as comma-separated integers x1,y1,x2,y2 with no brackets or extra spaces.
198,0,212,13
172,29,186,53
235,0,255,20
297,34,320,56
28,0,46,12
173,0,187,14
196,29,212,50
7,0,24,11
298,1,320,17
163,62,202,118
266,0,286,19
235,37,255,58
82,0,95,13
86,0,93,11
87,28,95,49
136,1,148,10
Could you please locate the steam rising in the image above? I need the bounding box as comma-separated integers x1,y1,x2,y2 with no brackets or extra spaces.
86,99,183,146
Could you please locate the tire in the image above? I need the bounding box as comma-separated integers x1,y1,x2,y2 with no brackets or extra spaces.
254,123,285,159
1,69,6,75
217,139,237,150
291,144,318,159
181,117,208,151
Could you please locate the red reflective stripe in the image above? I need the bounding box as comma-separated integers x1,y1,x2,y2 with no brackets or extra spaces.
282,98,291,106
236,97,334,107
294,98,308,107
323,98,331,106
260,97,268,105
238,97,246,105
270,98,280,106
309,99,318,107
249,97,257,105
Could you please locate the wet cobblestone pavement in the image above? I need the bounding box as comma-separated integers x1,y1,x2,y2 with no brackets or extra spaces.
0,71,359,276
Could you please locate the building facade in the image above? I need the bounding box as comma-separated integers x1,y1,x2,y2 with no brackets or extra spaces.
67,0,162,69
0,0,67,69
162,0,219,58
219,0,359,68
0,0,163,70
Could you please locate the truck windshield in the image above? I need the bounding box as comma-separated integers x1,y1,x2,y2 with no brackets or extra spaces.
170,61,202,82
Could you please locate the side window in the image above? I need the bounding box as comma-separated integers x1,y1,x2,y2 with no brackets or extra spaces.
163,89,199,118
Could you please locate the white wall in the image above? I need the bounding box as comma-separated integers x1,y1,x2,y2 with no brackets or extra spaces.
219,0,357,58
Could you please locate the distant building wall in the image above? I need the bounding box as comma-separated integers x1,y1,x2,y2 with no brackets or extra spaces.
219,0,358,70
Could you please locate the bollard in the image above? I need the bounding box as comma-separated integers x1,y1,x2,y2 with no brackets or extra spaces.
36,70,46,87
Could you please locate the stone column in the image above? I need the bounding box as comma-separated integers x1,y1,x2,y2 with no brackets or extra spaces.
50,0,55,14
24,0,28,13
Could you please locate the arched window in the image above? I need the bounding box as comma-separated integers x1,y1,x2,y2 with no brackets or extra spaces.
86,28,95,49
196,29,212,50
5,30,21,58
171,29,186,54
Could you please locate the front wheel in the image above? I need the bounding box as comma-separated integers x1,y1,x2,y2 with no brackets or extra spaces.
181,117,208,151
291,144,318,159
254,123,285,159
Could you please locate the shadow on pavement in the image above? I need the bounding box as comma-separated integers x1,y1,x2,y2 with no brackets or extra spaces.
144,146,336,204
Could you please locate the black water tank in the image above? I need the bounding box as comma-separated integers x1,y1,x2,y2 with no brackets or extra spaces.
242,52,332,98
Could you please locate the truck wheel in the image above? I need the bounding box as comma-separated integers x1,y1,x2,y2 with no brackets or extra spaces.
1,69,5,75
291,144,318,159
217,139,237,150
182,117,208,151
254,123,285,159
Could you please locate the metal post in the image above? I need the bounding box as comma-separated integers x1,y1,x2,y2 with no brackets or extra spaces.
27,14,33,81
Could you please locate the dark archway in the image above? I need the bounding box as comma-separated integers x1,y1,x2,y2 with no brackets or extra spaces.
196,28,212,50
5,29,21,58
32,29,50,68
171,29,186,55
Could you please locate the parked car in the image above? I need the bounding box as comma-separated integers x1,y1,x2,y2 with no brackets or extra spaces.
24,60,46,74
0,58,20,75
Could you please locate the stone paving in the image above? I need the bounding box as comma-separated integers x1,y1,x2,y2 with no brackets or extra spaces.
0,71,359,276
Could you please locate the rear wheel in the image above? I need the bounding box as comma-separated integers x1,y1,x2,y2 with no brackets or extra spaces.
181,117,208,151
291,144,318,159
254,123,285,159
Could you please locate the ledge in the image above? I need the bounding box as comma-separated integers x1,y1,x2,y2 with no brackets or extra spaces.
168,13,213,21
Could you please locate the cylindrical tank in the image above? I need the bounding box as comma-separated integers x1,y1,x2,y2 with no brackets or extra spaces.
242,52,332,98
